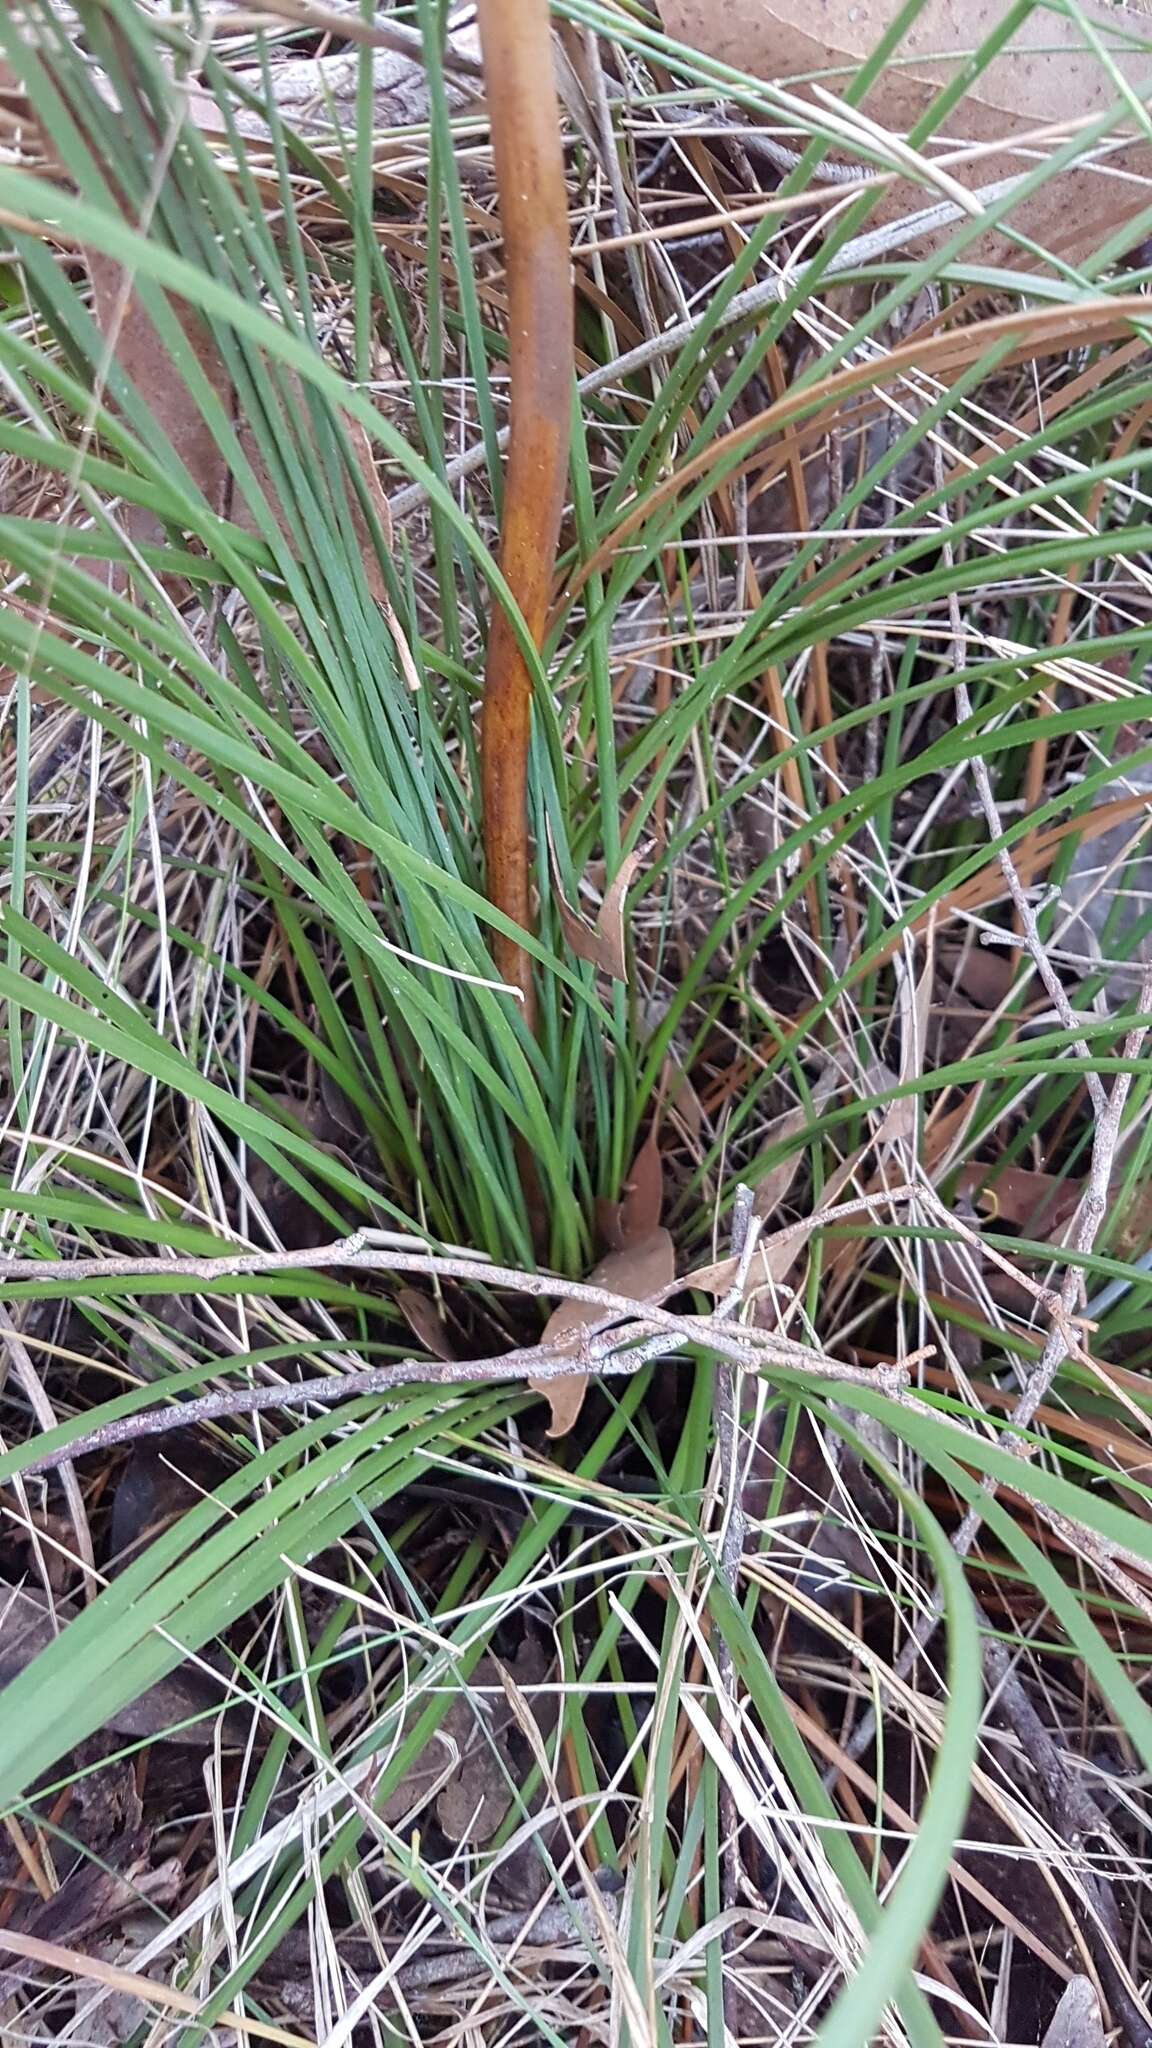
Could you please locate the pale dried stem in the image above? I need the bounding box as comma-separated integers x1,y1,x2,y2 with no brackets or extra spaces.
955,671,1109,1121
834,544,1152,2040
710,1185,754,2029
388,171,1034,519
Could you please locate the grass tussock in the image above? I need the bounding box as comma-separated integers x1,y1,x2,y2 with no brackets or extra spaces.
1,0,1152,2041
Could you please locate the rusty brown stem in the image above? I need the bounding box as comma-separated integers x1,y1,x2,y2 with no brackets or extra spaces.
476,0,572,1028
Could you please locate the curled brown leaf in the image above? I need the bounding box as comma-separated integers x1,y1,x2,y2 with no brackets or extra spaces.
529,1229,675,1437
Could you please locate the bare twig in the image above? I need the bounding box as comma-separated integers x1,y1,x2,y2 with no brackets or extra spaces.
8,1317,902,1481
207,0,484,78
0,1223,919,1477
0,1228,851,1354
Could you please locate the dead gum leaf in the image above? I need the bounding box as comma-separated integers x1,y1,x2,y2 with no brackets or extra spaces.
552,849,642,982
660,0,1152,266
435,1636,551,1845
396,1287,459,1361
600,1125,664,1251
752,1063,839,1221
530,1228,675,1438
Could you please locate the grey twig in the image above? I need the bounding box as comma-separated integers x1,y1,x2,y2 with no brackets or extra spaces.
209,0,484,78
387,1878,622,1998
0,1229,865,1376
1,1229,909,1476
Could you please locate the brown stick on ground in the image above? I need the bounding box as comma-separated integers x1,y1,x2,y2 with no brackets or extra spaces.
477,0,572,1026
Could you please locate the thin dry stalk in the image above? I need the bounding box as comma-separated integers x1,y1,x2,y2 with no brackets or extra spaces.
477,0,572,1019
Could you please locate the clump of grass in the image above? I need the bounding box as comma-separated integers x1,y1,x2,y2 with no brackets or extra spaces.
1,0,1152,2040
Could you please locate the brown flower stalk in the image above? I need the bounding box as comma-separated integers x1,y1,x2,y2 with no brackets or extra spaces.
476,0,572,1026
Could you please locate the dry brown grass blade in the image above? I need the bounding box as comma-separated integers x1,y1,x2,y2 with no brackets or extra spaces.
559,296,1152,613
758,340,838,781
789,1698,1082,1990
477,0,573,1020
0,1929,310,2045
